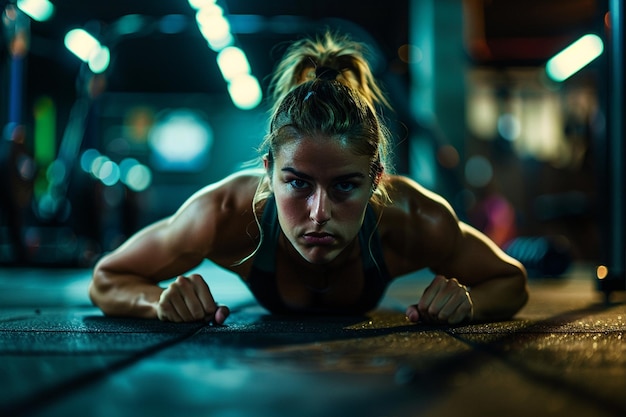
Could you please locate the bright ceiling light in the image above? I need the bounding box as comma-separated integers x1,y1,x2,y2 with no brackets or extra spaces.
88,46,110,73
187,0,259,109
17,0,54,22
217,46,251,81
188,0,217,10
64,29,100,61
546,34,604,82
64,28,110,73
197,10,233,51
227,74,262,110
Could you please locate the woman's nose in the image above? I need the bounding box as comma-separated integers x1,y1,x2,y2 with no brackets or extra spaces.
309,189,331,225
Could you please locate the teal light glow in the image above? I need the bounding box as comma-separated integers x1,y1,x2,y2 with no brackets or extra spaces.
546,34,604,82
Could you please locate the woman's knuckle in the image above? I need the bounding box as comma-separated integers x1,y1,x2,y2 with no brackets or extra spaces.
190,307,204,320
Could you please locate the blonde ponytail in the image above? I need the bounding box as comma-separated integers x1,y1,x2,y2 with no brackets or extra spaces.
268,31,390,113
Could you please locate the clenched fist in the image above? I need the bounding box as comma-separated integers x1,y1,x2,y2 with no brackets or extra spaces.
406,275,473,325
157,274,230,324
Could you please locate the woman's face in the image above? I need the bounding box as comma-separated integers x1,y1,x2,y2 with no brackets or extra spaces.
267,135,374,265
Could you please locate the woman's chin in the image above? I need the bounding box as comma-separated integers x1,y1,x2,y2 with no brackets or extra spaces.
298,246,339,265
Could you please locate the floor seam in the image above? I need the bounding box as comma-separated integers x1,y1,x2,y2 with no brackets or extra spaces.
0,323,210,417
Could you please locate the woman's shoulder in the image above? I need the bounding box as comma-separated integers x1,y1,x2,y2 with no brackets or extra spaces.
375,174,461,265
168,169,265,255
183,168,264,210
381,174,457,218
202,167,265,193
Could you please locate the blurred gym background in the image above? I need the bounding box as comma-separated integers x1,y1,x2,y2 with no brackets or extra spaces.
0,0,623,292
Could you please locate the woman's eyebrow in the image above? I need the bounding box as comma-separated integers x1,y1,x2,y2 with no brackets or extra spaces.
281,167,313,180
335,173,366,182
281,167,365,182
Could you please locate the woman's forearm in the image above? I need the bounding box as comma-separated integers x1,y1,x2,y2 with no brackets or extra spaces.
469,272,529,321
89,266,163,319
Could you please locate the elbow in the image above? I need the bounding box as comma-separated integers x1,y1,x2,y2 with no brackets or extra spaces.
89,258,159,319
510,266,530,316
516,283,530,315
477,267,529,322
89,261,115,314
88,273,103,308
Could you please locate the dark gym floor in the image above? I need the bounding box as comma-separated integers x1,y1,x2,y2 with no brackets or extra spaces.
0,262,624,417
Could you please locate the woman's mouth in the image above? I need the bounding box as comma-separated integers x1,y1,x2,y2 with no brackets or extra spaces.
302,232,336,245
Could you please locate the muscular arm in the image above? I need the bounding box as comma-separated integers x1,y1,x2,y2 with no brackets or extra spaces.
89,217,202,318
385,176,528,323
432,221,528,322
89,196,218,319
89,172,260,320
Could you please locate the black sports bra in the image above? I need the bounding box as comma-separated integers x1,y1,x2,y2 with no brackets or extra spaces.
246,196,391,314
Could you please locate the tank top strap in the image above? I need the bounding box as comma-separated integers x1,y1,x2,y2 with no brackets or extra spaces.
251,196,280,272
359,204,391,282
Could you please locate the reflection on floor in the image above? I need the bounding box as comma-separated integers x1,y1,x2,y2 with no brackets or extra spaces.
0,262,624,417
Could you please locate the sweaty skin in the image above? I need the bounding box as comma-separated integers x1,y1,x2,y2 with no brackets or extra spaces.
90,135,528,324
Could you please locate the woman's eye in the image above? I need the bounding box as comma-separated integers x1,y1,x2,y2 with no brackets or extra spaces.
335,182,356,193
288,179,309,190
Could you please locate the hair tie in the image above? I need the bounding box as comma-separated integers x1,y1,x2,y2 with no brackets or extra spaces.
315,66,340,81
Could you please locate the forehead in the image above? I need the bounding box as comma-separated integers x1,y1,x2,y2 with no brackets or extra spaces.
275,136,370,171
